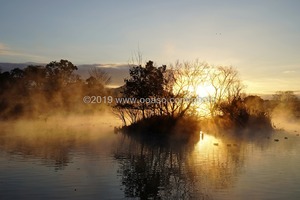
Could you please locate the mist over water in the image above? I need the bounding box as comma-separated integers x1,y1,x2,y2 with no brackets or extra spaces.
0,113,120,169
272,109,300,133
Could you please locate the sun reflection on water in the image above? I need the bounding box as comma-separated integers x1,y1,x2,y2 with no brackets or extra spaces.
194,131,222,153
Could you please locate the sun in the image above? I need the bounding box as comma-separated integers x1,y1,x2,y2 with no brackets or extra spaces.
193,83,215,117
196,84,215,98
170,74,216,117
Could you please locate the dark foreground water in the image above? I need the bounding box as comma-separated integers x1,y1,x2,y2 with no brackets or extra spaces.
0,115,300,200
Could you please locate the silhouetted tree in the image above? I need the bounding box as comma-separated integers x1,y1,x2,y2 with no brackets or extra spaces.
10,68,25,79
271,91,299,118
273,91,298,103
164,60,210,118
24,65,47,89
219,97,249,127
0,59,107,119
45,59,78,90
244,95,265,115
85,67,111,95
0,71,12,94
118,60,166,121
207,66,244,117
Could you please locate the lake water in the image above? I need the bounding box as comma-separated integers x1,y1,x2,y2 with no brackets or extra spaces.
0,115,300,200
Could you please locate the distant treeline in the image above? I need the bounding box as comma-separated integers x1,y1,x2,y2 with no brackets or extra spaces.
0,59,111,119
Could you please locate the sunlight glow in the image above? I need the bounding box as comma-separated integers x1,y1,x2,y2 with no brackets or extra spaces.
196,84,215,98
195,131,222,153
194,83,215,116
171,75,216,117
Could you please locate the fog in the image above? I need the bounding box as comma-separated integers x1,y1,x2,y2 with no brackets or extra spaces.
0,113,121,169
272,106,300,133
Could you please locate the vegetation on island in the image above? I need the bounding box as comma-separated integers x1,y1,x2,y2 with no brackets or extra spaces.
113,60,279,137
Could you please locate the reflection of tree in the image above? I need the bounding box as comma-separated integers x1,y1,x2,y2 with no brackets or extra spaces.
114,131,249,199
115,135,199,199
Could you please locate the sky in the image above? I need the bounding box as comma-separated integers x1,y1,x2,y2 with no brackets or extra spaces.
0,0,299,94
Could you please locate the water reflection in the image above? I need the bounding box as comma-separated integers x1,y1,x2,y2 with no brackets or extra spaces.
114,132,201,199
0,115,119,171
114,129,272,199
0,131,73,170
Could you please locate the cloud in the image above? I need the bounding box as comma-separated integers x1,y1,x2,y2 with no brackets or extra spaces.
283,70,297,74
0,42,47,61
0,43,15,55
